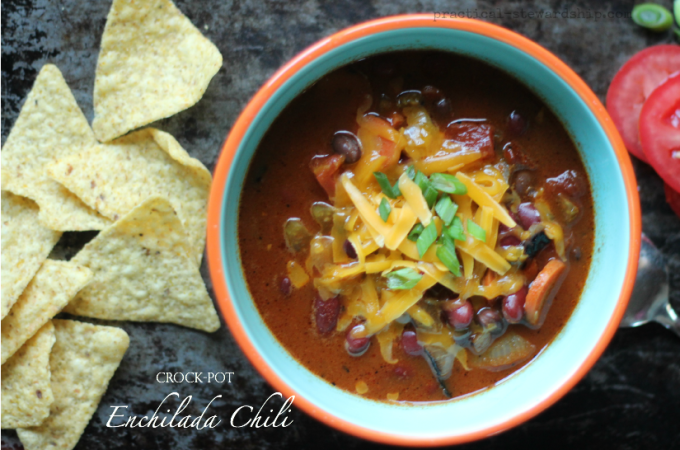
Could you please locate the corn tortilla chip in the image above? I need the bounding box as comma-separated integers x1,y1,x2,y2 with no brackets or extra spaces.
1,191,62,319
63,197,220,332
1,260,93,365
48,128,211,265
92,0,223,142
17,319,129,450
1,64,111,231
1,322,56,429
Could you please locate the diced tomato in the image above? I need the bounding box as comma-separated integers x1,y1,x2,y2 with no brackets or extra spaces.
377,136,399,166
606,45,680,162
445,122,495,159
639,72,680,193
665,183,680,218
546,169,587,198
310,154,345,197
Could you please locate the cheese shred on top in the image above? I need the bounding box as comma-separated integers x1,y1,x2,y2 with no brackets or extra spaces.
300,102,561,366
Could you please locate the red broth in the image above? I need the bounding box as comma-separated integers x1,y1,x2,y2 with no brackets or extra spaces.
238,51,594,402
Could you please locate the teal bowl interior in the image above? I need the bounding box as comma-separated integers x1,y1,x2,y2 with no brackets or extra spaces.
216,27,630,440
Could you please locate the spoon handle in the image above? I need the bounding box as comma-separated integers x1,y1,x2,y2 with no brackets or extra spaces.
655,303,680,338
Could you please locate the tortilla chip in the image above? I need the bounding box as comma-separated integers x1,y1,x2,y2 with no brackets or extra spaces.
2,260,93,364
1,191,62,319
0,64,111,231
63,197,220,332
92,0,223,142
48,128,211,265
1,322,56,429
17,319,129,450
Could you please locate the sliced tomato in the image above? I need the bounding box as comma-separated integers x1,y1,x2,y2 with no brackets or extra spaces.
639,72,680,193
606,45,680,162
310,154,345,197
665,183,680,218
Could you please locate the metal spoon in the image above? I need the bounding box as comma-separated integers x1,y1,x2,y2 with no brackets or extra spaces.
620,234,680,337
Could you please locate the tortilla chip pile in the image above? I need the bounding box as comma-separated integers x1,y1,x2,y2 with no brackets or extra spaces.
1,0,223,448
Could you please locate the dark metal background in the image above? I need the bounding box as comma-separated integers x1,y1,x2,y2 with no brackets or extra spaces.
2,1,679,449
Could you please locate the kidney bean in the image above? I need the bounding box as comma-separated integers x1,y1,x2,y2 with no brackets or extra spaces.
444,300,473,330
500,235,522,247
506,110,527,137
513,170,534,196
346,324,370,355
401,329,423,356
314,294,340,335
332,132,362,164
546,169,587,198
503,286,528,323
517,202,541,229
343,239,357,259
279,277,292,296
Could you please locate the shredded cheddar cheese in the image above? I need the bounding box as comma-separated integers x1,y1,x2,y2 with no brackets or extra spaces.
298,100,569,370
398,173,432,226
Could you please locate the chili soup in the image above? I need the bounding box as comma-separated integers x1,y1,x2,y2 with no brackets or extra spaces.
238,51,594,402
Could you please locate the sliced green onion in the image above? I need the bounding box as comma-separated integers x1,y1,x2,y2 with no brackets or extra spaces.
379,198,391,222
632,3,673,31
385,267,423,290
435,196,458,226
675,0,680,24
373,172,401,199
437,235,461,277
467,219,487,242
406,165,417,180
416,221,438,257
445,216,466,241
423,185,438,209
408,223,425,242
414,170,430,192
429,173,468,195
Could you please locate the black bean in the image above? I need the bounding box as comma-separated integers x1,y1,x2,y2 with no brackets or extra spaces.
506,110,528,137
332,132,362,164
513,170,534,196
524,231,551,258
279,277,292,296
343,239,358,259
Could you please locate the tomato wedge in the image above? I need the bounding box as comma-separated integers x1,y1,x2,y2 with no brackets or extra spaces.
639,72,680,193
606,45,680,162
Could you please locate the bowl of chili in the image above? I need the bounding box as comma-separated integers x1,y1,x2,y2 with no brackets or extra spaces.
207,15,641,446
